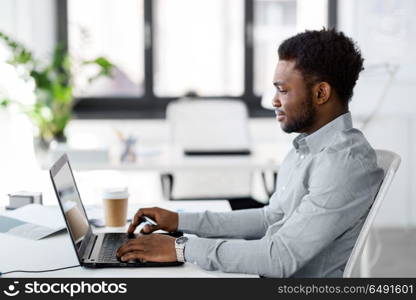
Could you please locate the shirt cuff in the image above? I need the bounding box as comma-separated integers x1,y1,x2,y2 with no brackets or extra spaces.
183,236,216,264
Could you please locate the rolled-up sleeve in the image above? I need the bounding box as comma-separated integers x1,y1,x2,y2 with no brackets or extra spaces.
182,152,384,277
178,204,282,240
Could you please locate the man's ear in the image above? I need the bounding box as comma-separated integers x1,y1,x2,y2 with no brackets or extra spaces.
313,82,331,105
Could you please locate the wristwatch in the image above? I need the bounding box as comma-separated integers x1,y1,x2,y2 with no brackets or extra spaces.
175,236,188,262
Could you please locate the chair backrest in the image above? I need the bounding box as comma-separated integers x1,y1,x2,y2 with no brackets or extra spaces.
166,99,251,152
343,149,401,277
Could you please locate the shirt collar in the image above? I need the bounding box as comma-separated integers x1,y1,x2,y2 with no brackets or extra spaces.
292,112,353,155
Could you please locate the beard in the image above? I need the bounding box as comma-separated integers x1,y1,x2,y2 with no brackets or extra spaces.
280,95,316,133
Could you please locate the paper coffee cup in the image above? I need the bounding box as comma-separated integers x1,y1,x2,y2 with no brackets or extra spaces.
102,187,129,227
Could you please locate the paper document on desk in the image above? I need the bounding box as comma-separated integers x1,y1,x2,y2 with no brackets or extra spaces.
0,204,65,240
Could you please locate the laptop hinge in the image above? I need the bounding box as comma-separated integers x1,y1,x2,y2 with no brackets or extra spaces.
82,233,97,261
88,234,98,259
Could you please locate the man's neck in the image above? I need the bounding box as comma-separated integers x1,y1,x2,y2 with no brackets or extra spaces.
303,107,349,135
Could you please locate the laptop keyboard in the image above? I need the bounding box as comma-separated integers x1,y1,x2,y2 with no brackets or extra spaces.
98,233,131,262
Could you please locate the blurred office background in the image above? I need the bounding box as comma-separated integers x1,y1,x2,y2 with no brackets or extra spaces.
0,0,415,276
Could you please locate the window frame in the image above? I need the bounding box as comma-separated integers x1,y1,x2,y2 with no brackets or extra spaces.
58,0,337,119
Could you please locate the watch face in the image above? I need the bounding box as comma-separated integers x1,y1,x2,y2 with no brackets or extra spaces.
176,236,188,245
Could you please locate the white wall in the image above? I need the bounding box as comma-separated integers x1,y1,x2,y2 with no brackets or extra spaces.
0,0,56,60
339,0,416,227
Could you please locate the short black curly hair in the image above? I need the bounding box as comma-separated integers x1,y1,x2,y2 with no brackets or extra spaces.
278,28,364,104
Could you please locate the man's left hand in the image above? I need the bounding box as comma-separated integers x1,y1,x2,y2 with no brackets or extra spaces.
116,234,177,262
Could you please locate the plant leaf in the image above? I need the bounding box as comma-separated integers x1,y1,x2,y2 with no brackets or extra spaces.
0,98,11,107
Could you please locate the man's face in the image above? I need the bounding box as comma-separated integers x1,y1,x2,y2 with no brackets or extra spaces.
272,60,316,133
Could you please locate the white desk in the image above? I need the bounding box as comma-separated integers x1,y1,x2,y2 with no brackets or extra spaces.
0,201,256,278
33,143,282,203
39,144,284,172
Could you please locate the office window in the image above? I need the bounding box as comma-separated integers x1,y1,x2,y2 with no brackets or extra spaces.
153,0,244,97
60,0,335,117
253,0,329,96
68,0,144,97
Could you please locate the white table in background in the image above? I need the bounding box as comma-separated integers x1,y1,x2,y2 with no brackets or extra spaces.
39,144,284,173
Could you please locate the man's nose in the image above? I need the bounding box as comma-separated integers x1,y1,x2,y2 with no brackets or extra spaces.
272,95,281,108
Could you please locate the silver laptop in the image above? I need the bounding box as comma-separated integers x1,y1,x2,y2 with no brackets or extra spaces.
50,154,183,268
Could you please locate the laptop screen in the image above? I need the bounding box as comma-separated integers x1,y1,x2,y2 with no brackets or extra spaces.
52,160,90,250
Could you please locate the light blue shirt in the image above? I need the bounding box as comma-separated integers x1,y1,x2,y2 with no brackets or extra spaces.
178,112,384,277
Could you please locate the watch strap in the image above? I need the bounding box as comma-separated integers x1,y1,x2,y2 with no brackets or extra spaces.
175,237,187,262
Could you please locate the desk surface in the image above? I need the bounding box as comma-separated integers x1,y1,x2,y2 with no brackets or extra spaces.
39,144,285,172
0,201,256,278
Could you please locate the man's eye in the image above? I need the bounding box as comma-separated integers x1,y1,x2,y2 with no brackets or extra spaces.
277,89,287,94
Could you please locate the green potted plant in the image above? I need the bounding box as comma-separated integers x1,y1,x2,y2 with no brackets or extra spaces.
0,31,114,147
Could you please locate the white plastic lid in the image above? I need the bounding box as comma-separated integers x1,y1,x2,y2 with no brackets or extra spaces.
101,187,129,200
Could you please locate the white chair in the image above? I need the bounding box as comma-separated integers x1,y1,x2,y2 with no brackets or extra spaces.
163,99,254,201
343,149,401,277
166,99,251,153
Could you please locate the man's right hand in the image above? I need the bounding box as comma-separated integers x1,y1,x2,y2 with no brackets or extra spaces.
127,207,179,234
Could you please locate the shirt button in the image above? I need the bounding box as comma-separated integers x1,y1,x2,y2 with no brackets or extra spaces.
282,186,286,191
300,155,305,159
